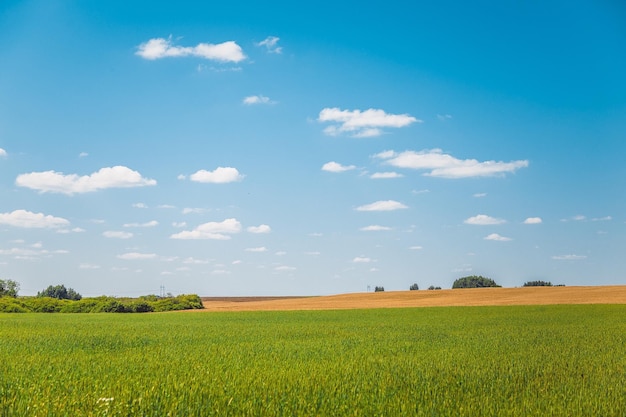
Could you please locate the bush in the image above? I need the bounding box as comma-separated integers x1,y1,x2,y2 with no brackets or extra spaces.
374,286,385,292
523,281,552,287
427,286,442,290
0,297,29,312
452,275,501,289
409,283,419,291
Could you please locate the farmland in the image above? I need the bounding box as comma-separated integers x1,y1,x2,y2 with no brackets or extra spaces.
1,301,625,416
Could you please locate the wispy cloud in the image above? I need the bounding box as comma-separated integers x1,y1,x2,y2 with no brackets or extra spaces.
170,218,242,240
318,107,420,137
243,95,275,105
246,247,268,252
356,200,408,212
552,254,587,260
360,225,392,231
117,252,157,260
437,114,452,121
370,172,403,179
16,166,156,195
189,167,244,183
484,233,512,241
256,36,282,54
123,220,158,228
103,231,133,239
352,256,372,263
321,162,357,173
136,37,246,62
0,148,7,157
375,149,528,178
0,210,69,228
464,215,506,225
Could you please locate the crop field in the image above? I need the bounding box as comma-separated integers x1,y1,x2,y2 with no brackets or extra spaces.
1,304,625,416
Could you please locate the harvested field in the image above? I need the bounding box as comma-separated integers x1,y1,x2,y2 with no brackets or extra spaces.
201,285,626,312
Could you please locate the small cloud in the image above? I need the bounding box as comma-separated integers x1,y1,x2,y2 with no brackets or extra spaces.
189,167,244,183
464,214,506,225
552,254,587,260
103,231,134,239
243,95,275,105
356,200,408,212
117,252,157,260
484,233,512,241
309,232,323,237
171,218,242,240
352,256,372,263
473,193,487,198
275,251,287,256
409,246,423,250
182,208,208,215
57,227,85,234
123,220,158,228
0,209,70,229
412,189,430,195
78,152,88,158
524,217,542,224
172,222,187,228
304,251,320,256
246,247,267,252
177,174,186,180
136,37,246,63
256,36,282,54
437,114,452,121
562,215,586,222
158,204,176,209
183,257,210,264
132,203,148,209
79,263,100,269
212,269,231,275
592,216,612,222
16,166,156,195
247,224,271,234
370,172,403,179
0,148,7,157
360,225,392,231
318,107,420,137
321,162,356,173
275,265,296,271
232,260,242,265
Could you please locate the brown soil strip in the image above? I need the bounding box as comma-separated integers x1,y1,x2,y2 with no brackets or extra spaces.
199,286,626,312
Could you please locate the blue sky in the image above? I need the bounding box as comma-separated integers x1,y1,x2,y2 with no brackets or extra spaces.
1,0,625,296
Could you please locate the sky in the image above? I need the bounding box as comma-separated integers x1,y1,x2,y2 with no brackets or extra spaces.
1,0,625,297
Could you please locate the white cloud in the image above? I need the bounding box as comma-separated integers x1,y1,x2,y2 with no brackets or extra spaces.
552,254,587,260
170,218,242,240
172,222,187,228
370,172,403,179
243,95,275,105
246,247,267,252
592,216,612,222
464,214,506,225
123,220,158,228
321,162,357,173
103,231,133,239
437,114,452,121
189,167,244,183
257,36,282,53
247,224,271,234
360,225,392,231
275,265,296,271
0,210,70,228
79,263,100,269
0,148,7,157
136,37,246,62
484,233,512,241
117,252,157,260
356,200,408,212
275,251,287,256
304,251,321,256
352,256,372,263
183,257,210,264
318,107,420,137
473,193,487,198
409,246,423,250
78,152,88,158
16,166,156,194
132,203,148,209
375,149,528,178
182,208,208,215
524,217,543,224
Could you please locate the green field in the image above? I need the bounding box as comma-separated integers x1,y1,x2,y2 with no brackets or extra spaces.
1,305,624,416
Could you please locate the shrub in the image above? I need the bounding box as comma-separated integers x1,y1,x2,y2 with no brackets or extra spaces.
427,286,442,290
409,283,419,291
374,286,385,292
523,281,552,287
0,297,29,312
452,275,501,289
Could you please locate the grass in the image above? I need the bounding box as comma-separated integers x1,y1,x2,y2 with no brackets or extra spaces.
1,305,625,416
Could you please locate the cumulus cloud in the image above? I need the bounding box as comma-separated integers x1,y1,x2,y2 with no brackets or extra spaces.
123,220,158,228
256,36,282,53
374,149,528,178
170,218,242,240
117,252,157,260
0,210,70,228
484,233,512,241
132,203,148,209
0,148,7,157
318,107,420,137
243,95,274,105
247,224,271,234
552,254,587,260
246,247,267,252
464,214,506,225
321,162,357,173
370,172,403,179
360,225,392,231
524,217,543,224
103,231,133,239
356,200,408,212
189,167,244,183
16,166,156,194
136,37,246,62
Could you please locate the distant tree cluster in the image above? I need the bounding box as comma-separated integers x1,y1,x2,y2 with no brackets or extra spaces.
523,281,552,287
37,284,82,300
0,279,19,298
427,286,442,290
374,286,385,292
452,275,501,289
409,283,419,291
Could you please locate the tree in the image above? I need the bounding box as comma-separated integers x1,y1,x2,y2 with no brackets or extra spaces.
0,279,19,297
37,284,82,300
452,275,501,289
409,283,419,291
374,286,385,292
523,280,552,287
427,285,442,290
